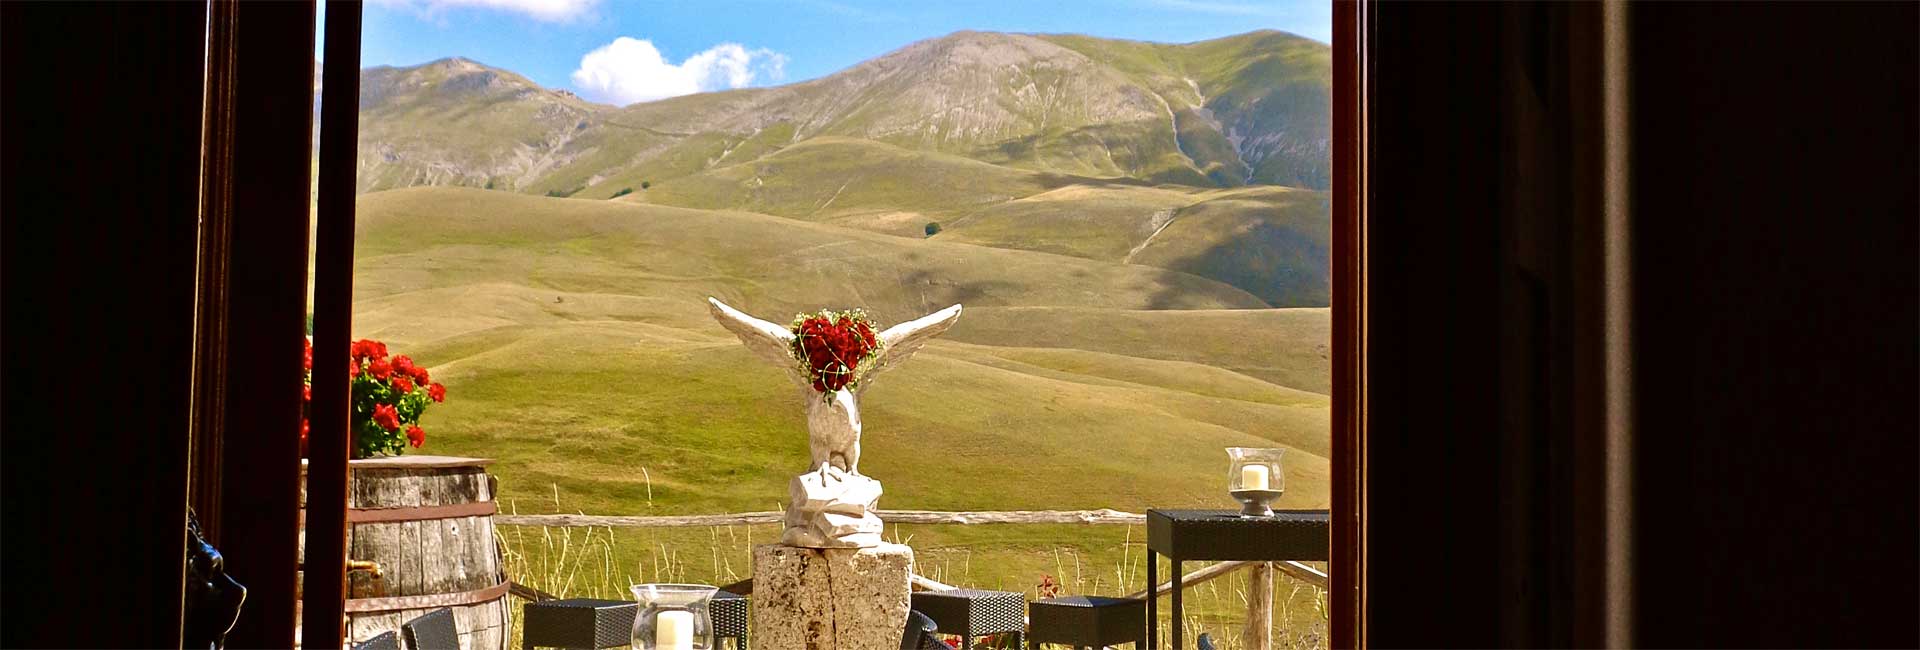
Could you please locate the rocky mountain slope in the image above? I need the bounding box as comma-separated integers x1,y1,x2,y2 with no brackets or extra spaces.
354,30,1330,196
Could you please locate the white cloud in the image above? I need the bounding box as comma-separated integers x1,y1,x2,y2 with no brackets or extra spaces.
370,0,598,23
570,37,788,106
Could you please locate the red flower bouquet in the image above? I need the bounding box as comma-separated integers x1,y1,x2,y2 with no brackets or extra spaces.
303,337,448,459
788,308,884,395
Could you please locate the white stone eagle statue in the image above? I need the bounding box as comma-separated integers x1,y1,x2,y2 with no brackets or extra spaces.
707,297,962,547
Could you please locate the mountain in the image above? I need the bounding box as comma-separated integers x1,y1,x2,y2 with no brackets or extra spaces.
354,30,1329,196
355,57,607,193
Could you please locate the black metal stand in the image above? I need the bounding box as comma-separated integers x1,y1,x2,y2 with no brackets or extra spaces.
1143,509,1329,650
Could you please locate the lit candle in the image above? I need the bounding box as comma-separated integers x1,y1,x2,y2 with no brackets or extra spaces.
655,610,693,650
1240,464,1270,491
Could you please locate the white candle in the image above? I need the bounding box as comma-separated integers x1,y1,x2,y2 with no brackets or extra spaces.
654,610,693,650
1240,464,1270,491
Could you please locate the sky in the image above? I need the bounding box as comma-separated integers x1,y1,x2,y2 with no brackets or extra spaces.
335,0,1331,106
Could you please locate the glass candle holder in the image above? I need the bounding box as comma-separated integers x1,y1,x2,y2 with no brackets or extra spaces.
1226,447,1285,517
630,584,718,650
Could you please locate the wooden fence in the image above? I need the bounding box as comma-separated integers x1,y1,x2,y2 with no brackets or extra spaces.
498,509,1327,649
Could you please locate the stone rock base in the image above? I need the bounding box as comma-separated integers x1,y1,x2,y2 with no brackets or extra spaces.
783,467,885,547
751,543,913,650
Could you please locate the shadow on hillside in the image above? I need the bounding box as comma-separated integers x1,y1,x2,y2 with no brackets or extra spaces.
1144,219,1331,310
895,269,1020,316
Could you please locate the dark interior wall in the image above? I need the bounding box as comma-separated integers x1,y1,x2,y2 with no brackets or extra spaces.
1,2,209,646
1365,2,1514,646
1365,1,1917,647
1625,3,1918,647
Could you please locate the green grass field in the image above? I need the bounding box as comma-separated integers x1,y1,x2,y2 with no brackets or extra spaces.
352,185,1329,648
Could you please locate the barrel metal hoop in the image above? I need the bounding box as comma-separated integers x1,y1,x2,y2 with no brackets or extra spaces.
344,581,510,613
347,500,497,523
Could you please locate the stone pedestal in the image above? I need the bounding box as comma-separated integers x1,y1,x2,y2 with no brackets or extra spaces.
751,543,913,650
783,466,885,548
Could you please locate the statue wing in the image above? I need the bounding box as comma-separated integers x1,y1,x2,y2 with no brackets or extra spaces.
707,297,803,383
859,304,962,390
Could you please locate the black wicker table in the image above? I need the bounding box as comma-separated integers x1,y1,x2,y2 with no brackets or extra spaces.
1145,509,1329,650
910,588,1027,649
522,592,750,650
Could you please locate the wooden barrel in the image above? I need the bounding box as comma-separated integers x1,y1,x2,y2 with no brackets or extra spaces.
338,456,509,650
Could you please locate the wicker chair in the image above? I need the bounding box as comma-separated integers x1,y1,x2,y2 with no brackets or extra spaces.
402,608,460,650
902,609,955,650
351,631,401,650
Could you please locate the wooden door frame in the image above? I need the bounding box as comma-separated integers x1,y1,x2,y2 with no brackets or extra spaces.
297,3,1373,647
1330,1,1368,647
301,2,364,648
191,0,318,646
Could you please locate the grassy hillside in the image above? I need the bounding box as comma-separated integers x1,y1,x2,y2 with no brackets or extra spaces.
351,185,1329,514
632,137,1330,306
353,184,1331,648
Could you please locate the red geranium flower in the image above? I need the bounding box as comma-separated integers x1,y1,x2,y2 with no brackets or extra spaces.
405,425,425,448
351,339,388,362
303,384,311,402
411,366,430,384
371,403,400,431
368,358,392,380
392,355,415,376
349,360,361,377
393,376,414,394
427,382,446,403
304,339,313,370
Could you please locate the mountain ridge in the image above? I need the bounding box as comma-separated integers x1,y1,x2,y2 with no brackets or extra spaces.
354,29,1329,196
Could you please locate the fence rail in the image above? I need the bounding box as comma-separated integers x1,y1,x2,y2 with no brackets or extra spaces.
497,508,1325,650
494,508,1146,528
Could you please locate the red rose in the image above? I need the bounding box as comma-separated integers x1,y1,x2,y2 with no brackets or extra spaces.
427,383,446,403
371,403,400,431
368,358,392,380
393,376,414,394
405,425,425,448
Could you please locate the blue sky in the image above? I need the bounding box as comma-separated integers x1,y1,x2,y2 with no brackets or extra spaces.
334,0,1329,106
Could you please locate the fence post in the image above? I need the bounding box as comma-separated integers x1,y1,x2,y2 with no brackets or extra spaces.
1245,561,1274,650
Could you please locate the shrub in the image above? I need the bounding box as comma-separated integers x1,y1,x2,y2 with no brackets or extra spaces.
641,180,651,190
611,187,633,199
924,221,942,237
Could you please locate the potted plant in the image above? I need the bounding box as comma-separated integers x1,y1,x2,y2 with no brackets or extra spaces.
302,338,446,459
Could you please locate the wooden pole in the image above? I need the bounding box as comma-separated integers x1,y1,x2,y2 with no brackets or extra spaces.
1245,562,1275,650
1126,560,1255,600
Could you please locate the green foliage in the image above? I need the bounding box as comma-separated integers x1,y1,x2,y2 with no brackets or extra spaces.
305,312,313,335
544,187,580,198
924,221,942,237
640,181,650,190
610,187,633,199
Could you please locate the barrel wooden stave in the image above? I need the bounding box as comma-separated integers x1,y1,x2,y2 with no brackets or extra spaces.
341,456,508,650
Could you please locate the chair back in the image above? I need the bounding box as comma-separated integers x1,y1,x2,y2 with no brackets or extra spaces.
351,630,401,650
401,608,459,650
901,609,952,650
